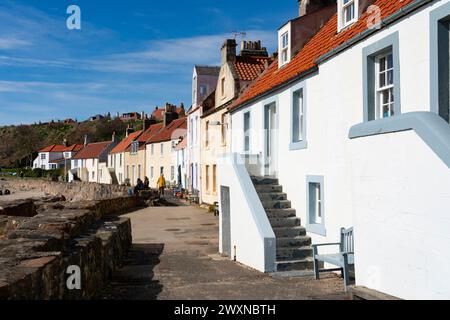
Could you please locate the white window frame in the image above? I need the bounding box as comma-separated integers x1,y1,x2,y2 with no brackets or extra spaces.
375,51,395,119
306,175,326,236
338,0,359,31
280,32,289,66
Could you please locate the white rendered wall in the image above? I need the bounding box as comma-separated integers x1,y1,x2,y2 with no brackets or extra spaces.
350,130,450,300
227,0,450,290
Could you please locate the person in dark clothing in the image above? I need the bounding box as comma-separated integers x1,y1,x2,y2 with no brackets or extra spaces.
134,178,144,194
144,176,150,190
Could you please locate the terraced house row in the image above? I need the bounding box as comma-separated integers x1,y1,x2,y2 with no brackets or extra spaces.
33,0,450,299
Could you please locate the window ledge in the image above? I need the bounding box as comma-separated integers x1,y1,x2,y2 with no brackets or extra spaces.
306,223,327,237
349,112,450,169
290,141,308,151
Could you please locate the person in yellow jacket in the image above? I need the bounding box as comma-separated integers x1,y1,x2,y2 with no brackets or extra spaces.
157,174,166,198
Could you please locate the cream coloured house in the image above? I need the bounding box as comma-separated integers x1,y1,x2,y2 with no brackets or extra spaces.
146,117,187,189
199,39,272,205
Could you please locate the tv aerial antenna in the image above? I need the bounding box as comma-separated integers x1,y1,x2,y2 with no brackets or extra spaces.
232,31,247,41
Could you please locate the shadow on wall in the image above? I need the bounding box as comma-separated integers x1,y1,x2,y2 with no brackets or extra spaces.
96,243,165,300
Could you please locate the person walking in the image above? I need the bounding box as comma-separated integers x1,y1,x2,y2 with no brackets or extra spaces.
157,174,166,198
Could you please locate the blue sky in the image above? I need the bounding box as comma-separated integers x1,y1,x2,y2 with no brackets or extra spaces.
0,0,296,125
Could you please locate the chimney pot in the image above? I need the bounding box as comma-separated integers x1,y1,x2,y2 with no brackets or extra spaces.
221,39,237,65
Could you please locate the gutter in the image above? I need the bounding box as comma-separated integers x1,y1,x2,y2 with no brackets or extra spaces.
230,0,433,114
316,0,434,64
228,66,318,114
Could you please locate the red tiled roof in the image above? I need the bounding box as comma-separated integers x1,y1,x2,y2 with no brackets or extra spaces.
152,108,165,121
234,56,272,82
139,123,163,143
39,145,67,153
73,141,113,159
148,118,187,144
229,0,415,111
63,144,84,152
110,130,142,154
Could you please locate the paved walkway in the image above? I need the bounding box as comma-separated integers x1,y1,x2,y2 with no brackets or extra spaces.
98,203,348,300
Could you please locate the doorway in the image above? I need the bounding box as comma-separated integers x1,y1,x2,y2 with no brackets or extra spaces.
220,186,231,257
264,102,278,177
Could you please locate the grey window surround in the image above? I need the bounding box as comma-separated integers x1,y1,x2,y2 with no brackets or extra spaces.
306,175,326,237
290,81,308,150
362,32,401,122
349,111,450,169
430,2,450,122
244,111,251,153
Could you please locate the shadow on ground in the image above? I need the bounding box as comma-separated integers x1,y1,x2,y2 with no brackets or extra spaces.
96,243,165,300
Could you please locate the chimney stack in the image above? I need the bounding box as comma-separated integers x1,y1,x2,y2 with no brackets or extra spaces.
221,39,237,65
112,131,118,142
84,135,90,146
126,124,134,138
63,138,68,147
298,0,335,17
240,40,268,57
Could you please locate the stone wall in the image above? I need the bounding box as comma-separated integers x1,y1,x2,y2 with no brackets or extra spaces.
0,195,138,300
3,179,130,201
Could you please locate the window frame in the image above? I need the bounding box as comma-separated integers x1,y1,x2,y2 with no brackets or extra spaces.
280,32,289,66
243,111,251,153
306,175,326,236
375,51,395,119
362,32,401,122
290,82,308,150
338,0,358,31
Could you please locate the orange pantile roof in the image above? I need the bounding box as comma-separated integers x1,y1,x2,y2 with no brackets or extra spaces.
39,145,67,153
234,56,272,82
139,123,163,144
64,144,84,152
229,0,416,111
73,141,113,160
110,130,143,154
148,118,187,144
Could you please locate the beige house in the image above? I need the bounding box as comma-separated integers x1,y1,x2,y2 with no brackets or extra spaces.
124,123,162,186
146,117,187,189
109,130,142,185
199,39,272,204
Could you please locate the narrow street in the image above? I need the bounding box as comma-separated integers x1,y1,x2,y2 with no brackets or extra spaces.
98,202,348,300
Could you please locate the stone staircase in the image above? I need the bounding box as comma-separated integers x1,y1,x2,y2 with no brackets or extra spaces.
251,176,314,272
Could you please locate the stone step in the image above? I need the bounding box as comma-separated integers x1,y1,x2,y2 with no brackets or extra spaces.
251,177,279,185
262,199,291,209
276,247,313,261
266,209,297,219
276,258,314,272
254,185,283,193
269,217,301,228
273,226,306,238
276,236,312,248
257,193,287,201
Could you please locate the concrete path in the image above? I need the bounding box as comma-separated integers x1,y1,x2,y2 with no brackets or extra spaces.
98,204,348,300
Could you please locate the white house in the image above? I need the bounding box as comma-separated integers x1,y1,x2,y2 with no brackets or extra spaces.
175,137,188,189
33,144,83,170
219,0,450,300
71,135,118,184
187,66,220,195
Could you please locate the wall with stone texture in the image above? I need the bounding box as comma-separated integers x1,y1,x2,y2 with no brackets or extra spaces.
0,195,138,300
4,178,130,201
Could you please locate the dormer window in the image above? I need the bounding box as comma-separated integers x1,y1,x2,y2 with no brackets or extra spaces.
278,23,291,67
339,0,359,31
281,32,289,65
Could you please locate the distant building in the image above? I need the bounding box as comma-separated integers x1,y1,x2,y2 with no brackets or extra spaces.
187,65,220,196
120,112,142,122
89,114,105,122
70,133,118,183
33,144,83,170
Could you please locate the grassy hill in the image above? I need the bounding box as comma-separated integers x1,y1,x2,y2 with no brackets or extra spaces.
0,118,135,168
